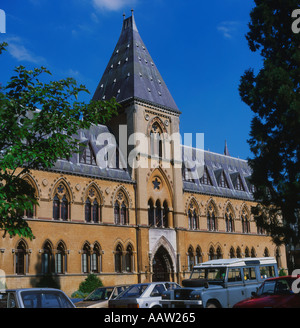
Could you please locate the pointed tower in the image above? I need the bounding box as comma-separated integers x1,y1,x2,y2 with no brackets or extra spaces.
93,13,184,283
93,12,180,113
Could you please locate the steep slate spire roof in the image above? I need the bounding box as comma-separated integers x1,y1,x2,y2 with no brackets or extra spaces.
93,13,180,113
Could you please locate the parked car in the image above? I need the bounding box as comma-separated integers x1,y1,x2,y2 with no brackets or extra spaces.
109,282,181,308
233,276,300,308
75,285,130,308
160,257,279,308
0,288,75,308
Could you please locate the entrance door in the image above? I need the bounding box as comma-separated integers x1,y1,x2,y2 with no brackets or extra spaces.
152,246,173,282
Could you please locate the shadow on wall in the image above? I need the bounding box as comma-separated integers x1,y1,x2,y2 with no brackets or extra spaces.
30,253,61,289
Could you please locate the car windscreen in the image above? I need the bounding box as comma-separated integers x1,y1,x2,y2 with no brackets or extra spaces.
118,285,149,298
85,287,114,301
190,267,226,282
20,290,74,308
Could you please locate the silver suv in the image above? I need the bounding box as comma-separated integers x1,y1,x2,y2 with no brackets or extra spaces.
160,257,278,308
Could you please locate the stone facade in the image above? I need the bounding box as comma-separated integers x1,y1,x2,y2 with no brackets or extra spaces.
0,14,287,296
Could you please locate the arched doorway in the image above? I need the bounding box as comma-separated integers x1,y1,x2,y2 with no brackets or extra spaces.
152,246,174,282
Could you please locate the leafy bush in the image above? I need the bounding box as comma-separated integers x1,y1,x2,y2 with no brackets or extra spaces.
78,274,103,294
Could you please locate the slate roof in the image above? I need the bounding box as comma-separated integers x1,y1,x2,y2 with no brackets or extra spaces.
50,125,132,183
182,145,254,201
92,14,180,114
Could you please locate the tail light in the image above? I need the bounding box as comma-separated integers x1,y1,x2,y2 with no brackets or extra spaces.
128,303,139,308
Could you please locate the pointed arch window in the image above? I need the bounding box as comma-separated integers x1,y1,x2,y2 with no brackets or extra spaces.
114,191,129,225
155,200,162,227
91,243,101,273
15,241,27,275
42,241,53,274
208,246,215,260
150,122,164,158
187,247,194,271
241,209,250,233
163,201,169,228
225,206,235,232
55,242,66,274
195,247,203,265
82,243,90,274
230,247,235,258
115,244,123,273
187,201,199,230
125,245,133,272
216,246,223,259
245,247,250,258
236,247,242,258
52,183,70,221
207,204,217,231
85,186,102,223
148,199,155,226
22,177,37,218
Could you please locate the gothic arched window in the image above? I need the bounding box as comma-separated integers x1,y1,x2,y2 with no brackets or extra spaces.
55,242,66,274
225,205,235,233
15,240,27,275
207,203,217,231
150,122,164,158
125,245,133,273
114,191,129,225
42,241,53,274
148,199,155,226
85,186,102,223
52,183,70,221
115,244,123,273
82,243,90,274
241,208,250,233
187,200,199,230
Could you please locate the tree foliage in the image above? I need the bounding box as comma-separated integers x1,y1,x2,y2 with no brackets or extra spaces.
239,0,300,246
0,42,119,239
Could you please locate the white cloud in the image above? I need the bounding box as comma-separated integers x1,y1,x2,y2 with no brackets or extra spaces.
4,36,45,64
217,21,240,39
92,0,136,11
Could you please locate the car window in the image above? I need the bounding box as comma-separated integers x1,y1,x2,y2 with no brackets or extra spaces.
259,266,276,279
120,285,148,298
150,284,165,297
8,293,17,308
275,280,292,294
21,291,74,308
258,280,276,296
0,293,8,308
165,283,180,290
243,267,257,281
86,288,114,301
228,268,242,282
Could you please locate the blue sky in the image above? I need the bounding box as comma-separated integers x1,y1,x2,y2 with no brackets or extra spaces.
0,0,262,160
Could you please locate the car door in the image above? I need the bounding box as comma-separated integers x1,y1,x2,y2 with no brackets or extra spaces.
243,267,260,298
227,268,246,307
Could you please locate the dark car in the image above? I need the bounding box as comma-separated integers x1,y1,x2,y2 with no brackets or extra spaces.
0,288,75,308
233,276,300,308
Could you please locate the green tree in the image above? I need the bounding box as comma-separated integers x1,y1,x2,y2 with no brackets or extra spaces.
78,274,103,294
239,1,300,247
0,42,119,239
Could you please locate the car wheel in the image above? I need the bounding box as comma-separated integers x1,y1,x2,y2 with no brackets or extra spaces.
206,302,218,308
